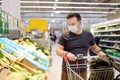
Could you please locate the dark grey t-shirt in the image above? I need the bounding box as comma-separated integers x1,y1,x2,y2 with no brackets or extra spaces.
58,30,95,72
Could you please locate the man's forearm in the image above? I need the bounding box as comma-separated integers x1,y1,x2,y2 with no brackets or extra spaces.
56,48,67,57
91,44,106,57
94,47,101,54
91,44,101,55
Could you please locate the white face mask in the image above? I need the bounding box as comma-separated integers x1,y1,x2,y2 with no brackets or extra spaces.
68,25,78,33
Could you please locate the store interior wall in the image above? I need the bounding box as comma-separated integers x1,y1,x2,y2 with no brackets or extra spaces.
2,0,20,20
2,0,21,39
2,0,20,30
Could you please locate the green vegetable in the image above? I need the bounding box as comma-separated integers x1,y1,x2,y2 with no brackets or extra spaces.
0,53,10,66
11,52,18,57
1,57,10,64
12,64,25,72
37,59,42,63
23,38,33,43
43,50,50,56
8,72,27,80
42,63,47,66
0,51,4,58
36,44,45,51
31,74,45,80
0,43,6,50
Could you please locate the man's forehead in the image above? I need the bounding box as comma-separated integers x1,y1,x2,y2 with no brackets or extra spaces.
67,18,77,23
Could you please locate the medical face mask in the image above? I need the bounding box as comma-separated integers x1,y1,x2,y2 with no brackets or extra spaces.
68,25,79,33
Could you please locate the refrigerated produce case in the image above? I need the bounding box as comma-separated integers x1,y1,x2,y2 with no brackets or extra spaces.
0,38,50,70
0,37,51,80
0,50,47,80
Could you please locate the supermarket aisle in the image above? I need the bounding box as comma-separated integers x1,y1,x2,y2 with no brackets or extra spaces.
48,43,62,80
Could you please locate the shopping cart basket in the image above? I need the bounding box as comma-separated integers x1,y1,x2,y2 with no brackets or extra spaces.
64,54,99,80
64,56,83,80
89,55,120,80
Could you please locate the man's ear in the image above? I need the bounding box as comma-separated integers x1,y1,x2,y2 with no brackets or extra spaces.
79,20,82,25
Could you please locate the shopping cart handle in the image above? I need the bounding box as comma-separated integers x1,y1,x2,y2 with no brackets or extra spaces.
105,54,114,60
77,56,99,59
64,56,68,63
106,54,110,58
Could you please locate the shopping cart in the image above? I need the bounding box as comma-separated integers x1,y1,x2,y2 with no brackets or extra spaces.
64,54,120,80
64,54,99,80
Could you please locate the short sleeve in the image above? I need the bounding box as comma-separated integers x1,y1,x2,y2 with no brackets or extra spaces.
89,32,95,46
58,34,66,47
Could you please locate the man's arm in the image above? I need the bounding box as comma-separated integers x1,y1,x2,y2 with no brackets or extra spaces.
56,44,66,57
56,44,76,61
90,44,106,57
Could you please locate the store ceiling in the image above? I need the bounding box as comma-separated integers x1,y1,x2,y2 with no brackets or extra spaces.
0,0,119,19
0,0,120,30
19,0,120,30
20,0,120,18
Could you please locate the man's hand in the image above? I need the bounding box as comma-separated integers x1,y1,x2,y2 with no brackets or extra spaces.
98,51,106,58
66,52,77,61
90,44,106,58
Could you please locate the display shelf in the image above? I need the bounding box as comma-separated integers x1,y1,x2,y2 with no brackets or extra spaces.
109,55,120,64
91,18,120,28
91,18,120,61
95,35,120,37
95,29,120,33
95,23,120,29
100,40,120,44
0,48,23,61
99,45,120,50
99,45,117,50
102,50,120,64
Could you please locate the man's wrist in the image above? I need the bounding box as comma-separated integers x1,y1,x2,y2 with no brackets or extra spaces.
64,51,69,57
97,49,102,54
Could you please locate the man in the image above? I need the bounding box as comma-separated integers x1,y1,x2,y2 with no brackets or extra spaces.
56,13,106,80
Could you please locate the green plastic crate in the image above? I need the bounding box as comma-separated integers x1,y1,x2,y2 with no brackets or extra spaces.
3,29,9,34
0,19,3,27
103,50,120,58
0,28,3,34
4,22,9,28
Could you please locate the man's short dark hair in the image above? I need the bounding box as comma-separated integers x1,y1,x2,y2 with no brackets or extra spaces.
67,13,81,21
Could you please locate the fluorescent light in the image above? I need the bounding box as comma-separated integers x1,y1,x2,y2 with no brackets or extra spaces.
21,6,119,10
53,7,56,10
51,20,56,22
53,4,57,10
55,0,58,1
51,13,54,16
48,23,51,30
21,13,108,18
20,1,120,6
21,10,116,14
54,11,61,14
